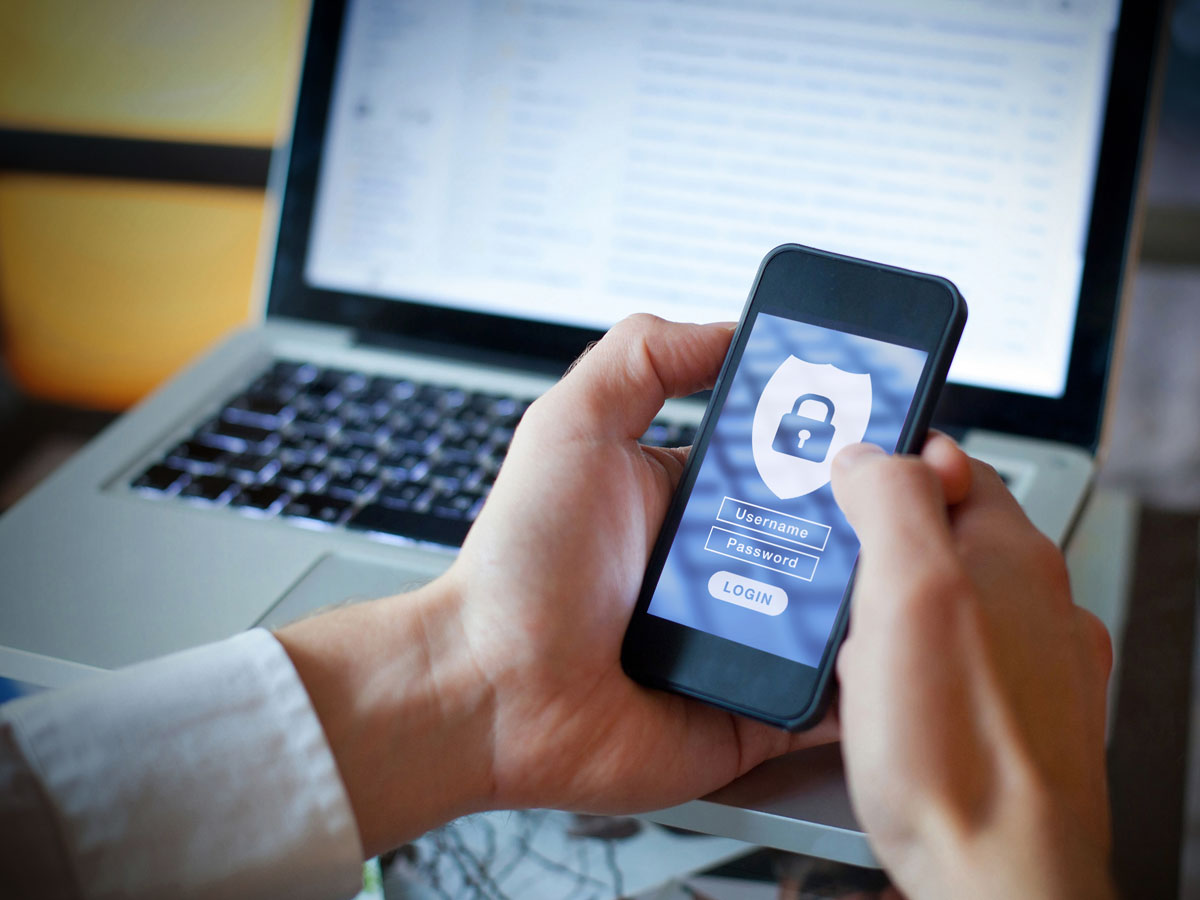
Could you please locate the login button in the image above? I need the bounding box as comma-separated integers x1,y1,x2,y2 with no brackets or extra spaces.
707,571,788,616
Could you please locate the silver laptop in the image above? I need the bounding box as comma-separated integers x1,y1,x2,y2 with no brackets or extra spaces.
0,0,1160,867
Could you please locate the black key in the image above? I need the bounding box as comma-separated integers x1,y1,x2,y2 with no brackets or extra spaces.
231,484,288,510
378,452,427,483
427,460,476,488
465,391,505,414
167,440,226,466
348,504,471,547
413,383,450,407
467,417,496,439
265,359,311,385
288,413,339,440
202,419,275,448
324,473,379,500
180,474,237,502
389,424,438,451
224,392,291,422
338,401,379,427
442,406,486,431
438,388,467,410
376,482,428,510
428,487,483,520
436,434,486,462
379,448,424,468
282,493,352,525
417,408,443,429
225,452,276,481
486,433,513,459
132,464,188,492
290,392,327,417
276,463,325,492
387,411,416,433
337,426,385,451
277,436,323,465
325,446,377,474
494,398,530,426
302,382,338,402
363,375,413,403
343,373,369,395
436,417,470,439
308,368,352,397
362,374,398,396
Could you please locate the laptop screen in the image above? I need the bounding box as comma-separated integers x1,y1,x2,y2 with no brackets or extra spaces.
303,0,1121,400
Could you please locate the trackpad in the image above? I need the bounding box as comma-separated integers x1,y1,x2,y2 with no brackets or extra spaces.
256,554,433,629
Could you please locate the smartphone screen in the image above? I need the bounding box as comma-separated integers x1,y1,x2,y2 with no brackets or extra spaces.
645,311,928,668
624,243,965,729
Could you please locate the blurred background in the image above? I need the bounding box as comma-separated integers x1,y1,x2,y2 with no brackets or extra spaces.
0,0,308,504
1,0,1196,503
0,0,1197,896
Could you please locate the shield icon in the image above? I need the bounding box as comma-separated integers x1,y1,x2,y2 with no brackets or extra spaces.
751,356,873,499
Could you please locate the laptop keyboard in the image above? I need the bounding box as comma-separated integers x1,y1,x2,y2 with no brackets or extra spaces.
130,360,698,548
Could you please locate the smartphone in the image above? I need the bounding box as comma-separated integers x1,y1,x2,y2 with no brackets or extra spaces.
621,244,967,730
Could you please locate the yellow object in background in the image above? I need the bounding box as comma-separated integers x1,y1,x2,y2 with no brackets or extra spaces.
0,0,307,144
0,174,265,410
0,0,308,409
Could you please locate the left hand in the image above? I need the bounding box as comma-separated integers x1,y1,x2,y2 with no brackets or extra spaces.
454,314,836,813
281,315,835,856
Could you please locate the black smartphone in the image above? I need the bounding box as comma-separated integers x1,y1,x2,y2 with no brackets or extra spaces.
621,244,967,730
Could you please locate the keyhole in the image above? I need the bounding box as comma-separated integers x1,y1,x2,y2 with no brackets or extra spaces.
797,429,812,449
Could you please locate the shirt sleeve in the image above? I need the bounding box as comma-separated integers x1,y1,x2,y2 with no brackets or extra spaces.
0,629,364,900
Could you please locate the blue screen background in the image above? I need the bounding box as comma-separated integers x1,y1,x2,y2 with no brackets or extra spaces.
646,313,928,666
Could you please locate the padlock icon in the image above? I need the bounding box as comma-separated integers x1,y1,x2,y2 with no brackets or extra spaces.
772,393,836,463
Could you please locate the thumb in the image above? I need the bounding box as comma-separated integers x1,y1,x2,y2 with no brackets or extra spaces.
831,444,958,612
539,314,734,442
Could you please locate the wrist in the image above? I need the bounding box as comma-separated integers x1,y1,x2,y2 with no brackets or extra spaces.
276,572,497,856
890,782,1115,900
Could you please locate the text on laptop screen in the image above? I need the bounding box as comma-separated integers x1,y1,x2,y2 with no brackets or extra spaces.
305,0,1120,398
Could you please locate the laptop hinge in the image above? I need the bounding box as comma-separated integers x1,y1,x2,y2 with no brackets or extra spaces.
353,328,570,379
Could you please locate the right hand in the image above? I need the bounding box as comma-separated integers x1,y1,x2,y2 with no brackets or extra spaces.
831,437,1115,900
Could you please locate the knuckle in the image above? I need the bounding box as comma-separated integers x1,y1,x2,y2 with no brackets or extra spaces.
1078,608,1114,675
516,390,565,437
612,312,663,340
1029,533,1072,593
969,457,1004,487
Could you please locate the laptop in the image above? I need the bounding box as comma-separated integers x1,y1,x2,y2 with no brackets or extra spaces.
0,0,1161,866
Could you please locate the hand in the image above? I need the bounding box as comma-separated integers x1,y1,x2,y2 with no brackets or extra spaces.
831,438,1115,900
280,315,833,856
455,314,835,811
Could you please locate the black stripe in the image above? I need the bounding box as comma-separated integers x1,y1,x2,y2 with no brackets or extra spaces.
0,128,271,188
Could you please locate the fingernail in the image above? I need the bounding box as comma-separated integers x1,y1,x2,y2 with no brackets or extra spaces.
835,443,886,470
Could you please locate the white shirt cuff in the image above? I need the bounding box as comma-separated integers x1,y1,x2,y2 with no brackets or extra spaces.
2,629,363,900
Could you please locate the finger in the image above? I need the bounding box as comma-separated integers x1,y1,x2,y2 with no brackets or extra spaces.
539,315,734,441
921,431,971,507
831,443,958,580
948,456,1045,553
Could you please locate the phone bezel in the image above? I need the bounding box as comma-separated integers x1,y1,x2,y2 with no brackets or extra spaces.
621,243,967,730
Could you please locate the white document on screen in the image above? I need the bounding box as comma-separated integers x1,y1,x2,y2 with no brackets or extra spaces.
307,0,1118,399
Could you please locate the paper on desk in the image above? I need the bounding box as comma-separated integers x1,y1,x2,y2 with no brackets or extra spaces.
385,809,752,900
